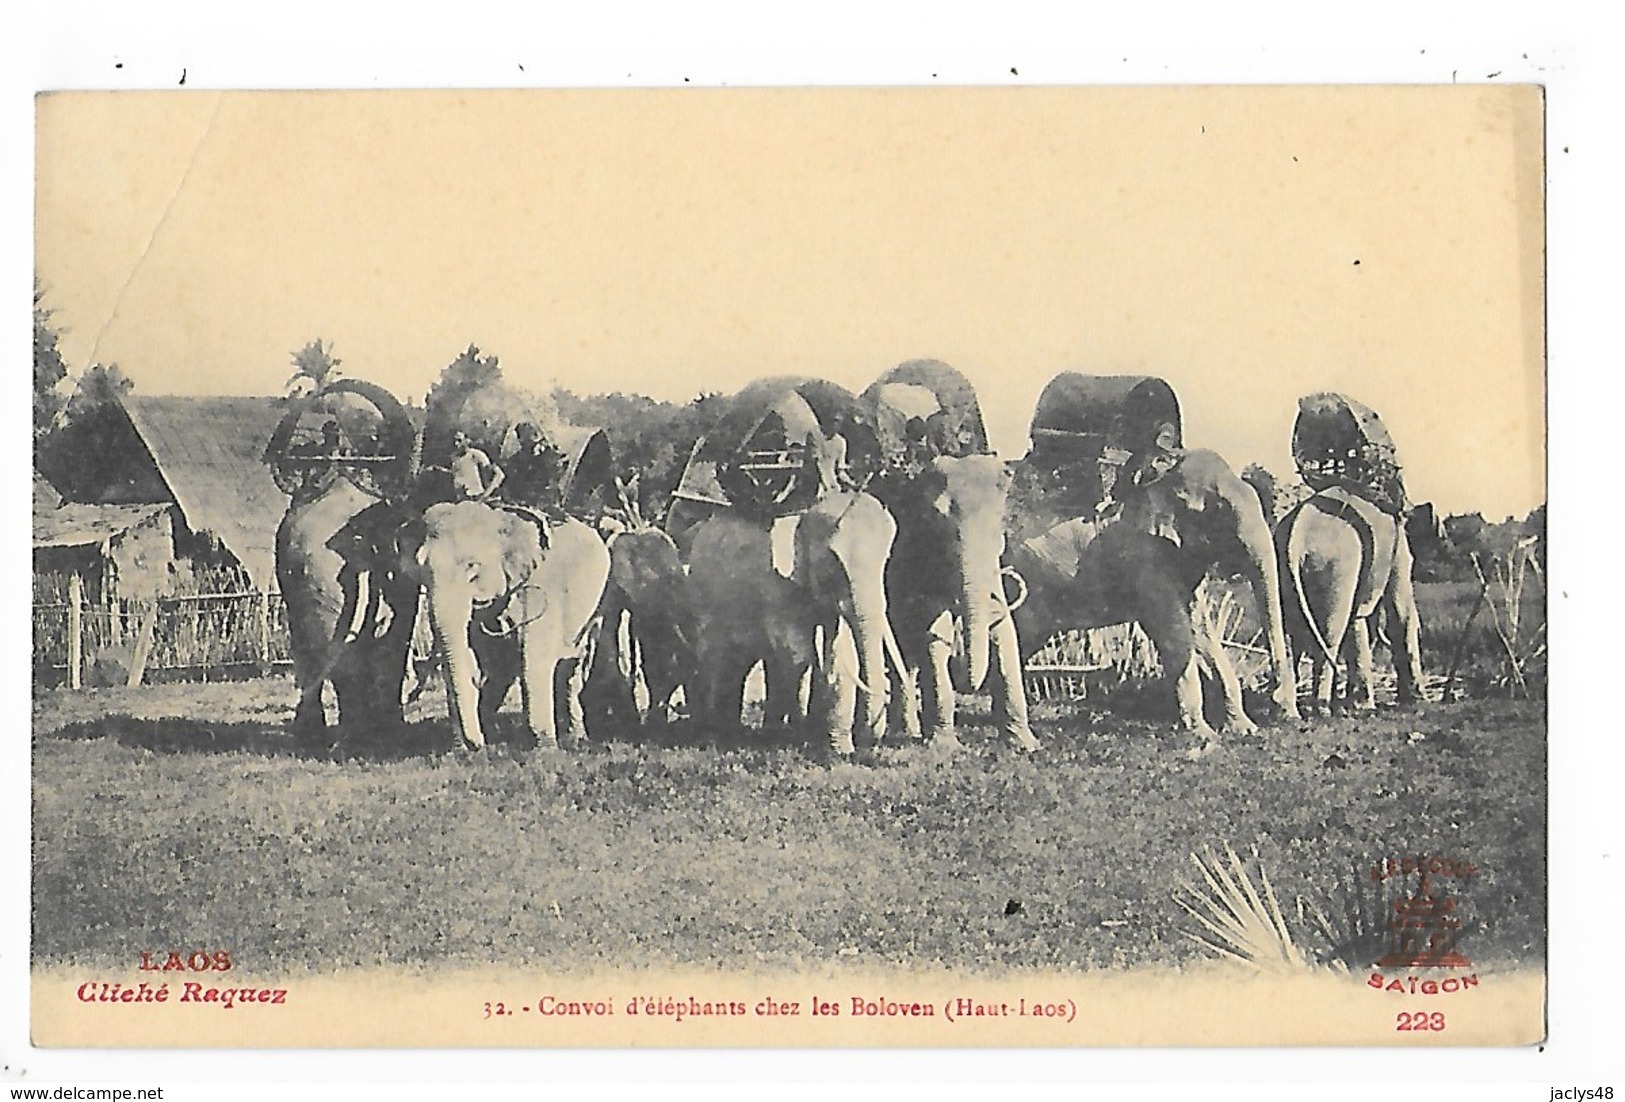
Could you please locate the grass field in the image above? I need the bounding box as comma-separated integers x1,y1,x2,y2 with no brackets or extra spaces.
32,675,1545,978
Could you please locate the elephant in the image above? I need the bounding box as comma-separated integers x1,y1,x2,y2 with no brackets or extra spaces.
410,500,612,752
275,474,422,749
267,378,423,751
872,454,1039,752
1276,488,1436,714
683,489,898,756
581,526,694,728
1007,448,1301,744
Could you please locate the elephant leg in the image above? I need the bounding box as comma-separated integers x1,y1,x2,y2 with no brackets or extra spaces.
291,665,327,740
895,665,923,741
761,649,803,731
553,657,589,750
891,641,924,744
468,630,517,745
755,608,805,731
286,605,337,743
922,616,958,749
579,608,630,727
328,660,366,748
1310,653,1337,716
855,662,886,750
1345,618,1377,711
886,614,929,741
1385,548,1426,704
641,617,687,724
990,611,1040,752
694,644,749,735
719,654,753,733
520,644,561,751
481,667,519,743
1194,612,1256,737
819,620,859,756
1141,602,1217,744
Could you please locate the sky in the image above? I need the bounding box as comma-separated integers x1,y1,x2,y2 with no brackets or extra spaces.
34,85,1545,519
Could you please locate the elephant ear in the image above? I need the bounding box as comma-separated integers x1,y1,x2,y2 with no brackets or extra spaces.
499,513,546,591
821,495,895,592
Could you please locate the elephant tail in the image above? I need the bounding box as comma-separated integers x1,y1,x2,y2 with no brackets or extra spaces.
1284,509,1338,667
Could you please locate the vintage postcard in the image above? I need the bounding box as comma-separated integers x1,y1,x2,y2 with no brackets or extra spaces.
25,84,1545,1051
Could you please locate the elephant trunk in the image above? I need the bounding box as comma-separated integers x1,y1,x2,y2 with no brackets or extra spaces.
950,576,995,696
430,583,485,749
1241,508,1301,721
848,602,891,741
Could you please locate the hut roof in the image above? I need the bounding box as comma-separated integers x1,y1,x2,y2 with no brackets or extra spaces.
33,472,63,510
120,395,290,588
33,502,170,550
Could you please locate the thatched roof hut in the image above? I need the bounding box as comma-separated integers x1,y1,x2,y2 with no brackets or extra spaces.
38,394,291,589
33,502,175,601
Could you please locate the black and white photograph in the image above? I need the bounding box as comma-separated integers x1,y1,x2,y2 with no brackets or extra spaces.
16,6,1616,1081
21,82,1549,1053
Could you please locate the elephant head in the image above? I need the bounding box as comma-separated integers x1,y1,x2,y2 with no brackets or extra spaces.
1120,448,1301,724
903,454,1011,695
411,501,611,751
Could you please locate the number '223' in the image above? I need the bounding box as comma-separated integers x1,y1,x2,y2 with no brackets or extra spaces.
1396,1011,1445,1031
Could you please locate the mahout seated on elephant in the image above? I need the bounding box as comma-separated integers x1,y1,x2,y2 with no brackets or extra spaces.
502,421,568,514
1005,374,1300,748
1292,392,1409,516
861,360,1038,753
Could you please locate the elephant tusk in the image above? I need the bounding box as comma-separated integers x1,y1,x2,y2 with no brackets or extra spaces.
835,629,886,700
881,617,910,687
345,569,372,642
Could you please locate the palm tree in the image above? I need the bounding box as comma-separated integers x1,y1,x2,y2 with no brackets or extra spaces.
286,339,342,397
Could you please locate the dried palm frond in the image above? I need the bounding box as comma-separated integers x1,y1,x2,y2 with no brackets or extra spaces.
1298,863,1400,975
1174,843,1309,973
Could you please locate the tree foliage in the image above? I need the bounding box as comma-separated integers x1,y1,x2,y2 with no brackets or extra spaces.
68,362,134,415
34,280,69,439
285,338,342,397
421,345,559,464
552,388,721,521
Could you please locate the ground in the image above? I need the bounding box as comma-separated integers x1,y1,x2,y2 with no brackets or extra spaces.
32,676,1545,977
